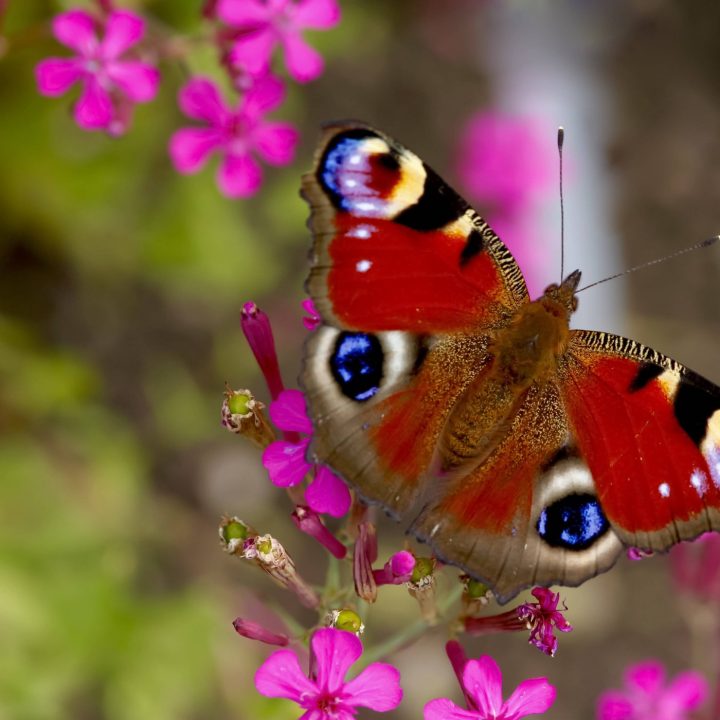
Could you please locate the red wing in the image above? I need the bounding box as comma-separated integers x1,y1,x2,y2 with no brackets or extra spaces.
302,122,528,334
562,330,720,548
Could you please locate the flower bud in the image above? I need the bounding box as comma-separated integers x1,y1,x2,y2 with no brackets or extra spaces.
373,550,416,586
241,302,284,400
326,608,365,636
219,516,254,555
461,574,493,615
292,505,347,559
353,521,378,603
221,387,275,448
407,555,437,624
232,618,289,646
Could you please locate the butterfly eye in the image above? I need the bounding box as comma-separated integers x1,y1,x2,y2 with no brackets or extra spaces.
330,332,384,402
536,493,609,550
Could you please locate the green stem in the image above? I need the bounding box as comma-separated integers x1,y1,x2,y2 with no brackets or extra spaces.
359,584,463,666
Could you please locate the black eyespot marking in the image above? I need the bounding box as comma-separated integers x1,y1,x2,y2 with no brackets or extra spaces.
537,494,608,551
459,229,485,267
629,362,664,392
674,376,720,446
375,151,401,173
330,332,383,402
394,166,468,231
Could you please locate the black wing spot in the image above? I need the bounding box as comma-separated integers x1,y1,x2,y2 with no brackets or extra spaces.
459,229,485,267
674,376,720,446
537,494,609,551
394,166,468,231
628,362,664,392
330,332,384,403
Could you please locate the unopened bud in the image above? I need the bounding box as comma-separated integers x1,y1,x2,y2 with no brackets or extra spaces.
240,302,284,400
219,516,254,554
353,522,378,603
407,555,437,624
461,575,493,614
292,505,347,559
326,608,364,636
221,387,275,448
243,534,320,609
232,618,289,646
373,550,416,586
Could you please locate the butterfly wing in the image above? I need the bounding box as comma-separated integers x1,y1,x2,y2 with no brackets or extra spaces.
301,122,527,515
562,330,720,549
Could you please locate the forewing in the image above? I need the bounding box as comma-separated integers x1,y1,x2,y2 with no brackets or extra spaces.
562,330,720,550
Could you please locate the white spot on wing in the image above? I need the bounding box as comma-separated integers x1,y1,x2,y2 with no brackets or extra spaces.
690,469,708,496
349,154,362,165
348,224,374,240
356,259,372,273
658,482,671,498
344,178,357,188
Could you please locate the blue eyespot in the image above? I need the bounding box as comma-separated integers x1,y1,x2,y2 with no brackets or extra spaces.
537,494,608,551
330,332,383,402
320,136,368,210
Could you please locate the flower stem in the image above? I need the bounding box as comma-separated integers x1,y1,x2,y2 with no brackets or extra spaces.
359,583,463,666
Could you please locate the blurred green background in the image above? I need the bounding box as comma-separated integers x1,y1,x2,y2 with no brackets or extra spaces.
2,1,720,718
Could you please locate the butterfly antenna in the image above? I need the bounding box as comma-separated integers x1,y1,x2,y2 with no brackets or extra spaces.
576,235,720,293
558,127,565,283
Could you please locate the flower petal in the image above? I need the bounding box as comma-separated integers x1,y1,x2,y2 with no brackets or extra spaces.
502,678,556,719
281,31,324,82
310,628,362,695
51,10,97,57
305,466,351,517
462,657,504,717
291,0,341,29
35,58,83,96
178,77,230,126
101,10,145,60
665,670,708,711
106,61,159,102
423,699,479,720
242,73,286,120
343,662,403,712
229,27,276,76
255,648,317,703
74,78,113,130
624,661,665,696
595,691,634,720
254,122,299,165
268,389,313,434
217,0,271,28
169,128,223,173
216,151,263,197
262,439,311,487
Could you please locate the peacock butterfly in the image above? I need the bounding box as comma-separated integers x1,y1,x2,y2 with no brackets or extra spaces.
299,121,720,603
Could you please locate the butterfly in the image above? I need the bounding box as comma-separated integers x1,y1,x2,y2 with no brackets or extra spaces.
299,121,720,603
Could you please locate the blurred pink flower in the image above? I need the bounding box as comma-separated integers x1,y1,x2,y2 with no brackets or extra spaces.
262,389,351,517
169,74,298,198
217,0,340,83
597,660,707,720
455,112,555,297
424,646,556,720
517,587,573,657
373,550,416,586
255,627,403,717
670,532,720,603
35,9,159,134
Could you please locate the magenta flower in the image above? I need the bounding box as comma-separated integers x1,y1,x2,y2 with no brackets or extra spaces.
373,550,416,586
455,112,555,297
35,9,159,134
424,649,556,720
262,389,351,517
169,75,298,198
516,587,572,657
597,660,708,720
255,627,403,717
302,297,321,330
217,0,340,83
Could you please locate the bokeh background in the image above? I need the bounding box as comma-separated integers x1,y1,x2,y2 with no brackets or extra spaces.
2,0,720,718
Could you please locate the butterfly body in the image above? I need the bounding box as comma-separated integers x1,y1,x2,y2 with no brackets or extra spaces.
300,121,720,602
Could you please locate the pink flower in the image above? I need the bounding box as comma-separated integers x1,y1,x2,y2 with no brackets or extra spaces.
670,532,720,603
35,9,159,134
455,112,555,297
169,75,298,198
516,587,572,657
302,297,321,330
597,660,708,720
217,0,340,83
262,389,351,517
240,301,285,400
424,645,556,720
255,627,403,717
373,550,416,586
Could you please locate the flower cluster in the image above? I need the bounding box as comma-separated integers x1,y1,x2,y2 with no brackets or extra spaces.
35,0,341,196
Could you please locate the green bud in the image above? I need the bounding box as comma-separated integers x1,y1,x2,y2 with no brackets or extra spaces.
411,556,434,584
222,519,249,544
228,391,251,416
465,578,489,599
256,536,273,555
334,609,363,634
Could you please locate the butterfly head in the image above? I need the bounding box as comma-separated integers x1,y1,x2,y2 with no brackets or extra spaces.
541,269,582,316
